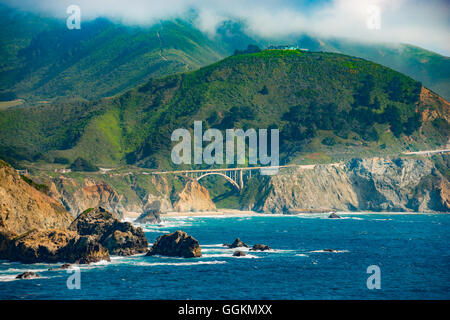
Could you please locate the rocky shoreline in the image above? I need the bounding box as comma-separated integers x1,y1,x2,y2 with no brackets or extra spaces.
34,156,450,218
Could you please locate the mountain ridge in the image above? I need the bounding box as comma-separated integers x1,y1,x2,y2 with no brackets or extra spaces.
0,50,448,170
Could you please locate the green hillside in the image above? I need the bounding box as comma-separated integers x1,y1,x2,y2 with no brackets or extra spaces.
1,4,449,103
0,4,229,102
295,35,450,100
1,50,448,169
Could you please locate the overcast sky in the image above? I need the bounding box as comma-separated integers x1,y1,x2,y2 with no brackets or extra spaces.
3,0,450,56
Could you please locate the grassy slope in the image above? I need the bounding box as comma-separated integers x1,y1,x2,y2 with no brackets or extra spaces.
0,4,229,102
1,4,449,103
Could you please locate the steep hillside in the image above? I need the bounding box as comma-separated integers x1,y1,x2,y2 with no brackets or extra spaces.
1,4,449,103
241,156,449,213
0,4,229,102
0,160,72,234
286,36,450,100
1,50,448,168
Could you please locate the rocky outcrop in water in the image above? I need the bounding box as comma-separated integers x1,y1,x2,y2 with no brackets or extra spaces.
251,244,271,251
69,207,148,256
173,180,216,212
233,250,246,257
16,271,40,279
0,161,149,263
0,228,110,264
135,201,161,224
146,230,202,258
226,238,249,249
328,213,341,219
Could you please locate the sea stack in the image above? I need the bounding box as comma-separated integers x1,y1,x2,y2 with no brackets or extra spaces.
146,230,202,258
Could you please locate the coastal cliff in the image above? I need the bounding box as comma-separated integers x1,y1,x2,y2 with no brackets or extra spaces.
173,180,216,212
0,160,72,234
50,177,134,217
247,157,449,213
47,175,215,216
23,156,448,216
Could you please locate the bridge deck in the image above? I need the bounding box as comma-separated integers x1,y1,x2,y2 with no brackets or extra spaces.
150,164,299,175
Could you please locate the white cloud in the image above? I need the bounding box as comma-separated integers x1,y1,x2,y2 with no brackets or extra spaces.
4,0,450,55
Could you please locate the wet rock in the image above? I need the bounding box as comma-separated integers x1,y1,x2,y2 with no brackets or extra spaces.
328,212,341,219
16,271,39,279
226,238,249,249
251,244,271,251
135,202,161,224
146,230,201,258
48,263,72,271
0,228,110,264
323,249,338,252
69,207,148,256
233,250,246,257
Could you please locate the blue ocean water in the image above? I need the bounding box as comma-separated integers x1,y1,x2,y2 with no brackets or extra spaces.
0,213,449,300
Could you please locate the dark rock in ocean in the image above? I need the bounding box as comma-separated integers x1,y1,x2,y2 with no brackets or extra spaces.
233,250,246,257
49,263,73,271
0,228,110,264
16,271,39,279
323,249,338,252
226,238,249,248
69,207,148,256
146,230,201,258
251,244,271,251
135,205,161,224
328,212,341,219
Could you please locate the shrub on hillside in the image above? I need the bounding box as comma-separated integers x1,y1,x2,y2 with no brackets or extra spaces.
70,157,99,172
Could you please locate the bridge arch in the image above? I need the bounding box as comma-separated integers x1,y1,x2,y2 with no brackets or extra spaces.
195,172,241,191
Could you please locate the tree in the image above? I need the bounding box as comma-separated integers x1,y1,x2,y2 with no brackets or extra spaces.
353,75,374,107
386,77,403,102
403,113,421,135
70,157,99,172
259,85,269,95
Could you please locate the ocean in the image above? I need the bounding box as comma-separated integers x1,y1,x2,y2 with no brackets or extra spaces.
0,213,449,299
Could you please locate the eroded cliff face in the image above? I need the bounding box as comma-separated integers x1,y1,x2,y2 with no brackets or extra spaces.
51,177,136,218
49,175,214,217
252,157,449,213
0,161,72,234
173,180,216,212
43,156,448,216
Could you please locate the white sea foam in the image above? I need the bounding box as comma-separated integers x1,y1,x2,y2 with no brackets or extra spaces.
295,254,309,257
202,244,227,248
134,260,227,267
202,253,260,259
309,249,350,253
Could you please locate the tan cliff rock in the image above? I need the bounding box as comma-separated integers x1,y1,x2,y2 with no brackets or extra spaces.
252,157,449,213
52,177,131,217
173,179,216,212
0,161,72,234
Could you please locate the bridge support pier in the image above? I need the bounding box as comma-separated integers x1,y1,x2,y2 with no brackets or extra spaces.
239,170,243,191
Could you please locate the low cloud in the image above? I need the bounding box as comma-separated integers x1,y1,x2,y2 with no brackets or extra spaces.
4,0,450,55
